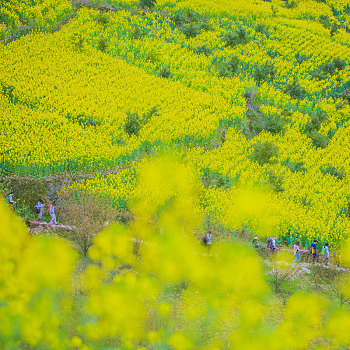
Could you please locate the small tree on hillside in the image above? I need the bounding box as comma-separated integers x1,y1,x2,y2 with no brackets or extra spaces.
58,186,115,256
250,141,278,166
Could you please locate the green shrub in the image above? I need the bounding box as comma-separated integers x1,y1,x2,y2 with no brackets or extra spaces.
266,50,281,59
295,53,309,64
158,67,171,78
71,33,84,52
2,84,16,103
320,166,344,180
250,141,278,165
131,27,148,40
97,38,108,52
124,114,141,137
124,107,158,137
333,57,346,70
253,62,276,85
95,12,109,27
320,62,336,75
76,115,102,127
265,115,284,134
201,168,236,189
139,0,156,9
223,28,249,47
140,106,159,124
330,24,339,36
284,80,306,99
281,159,306,173
255,23,269,35
180,21,211,38
319,15,332,29
308,130,328,148
266,170,284,192
304,110,327,134
282,0,297,9
192,45,212,56
217,56,241,78
181,22,201,38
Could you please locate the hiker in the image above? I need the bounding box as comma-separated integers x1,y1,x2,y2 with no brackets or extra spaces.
271,236,278,251
48,201,57,225
202,232,212,246
5,192,16,209
252,236,260,248
293,240,300,264
310,240,318,263
321,242,330,263
34,199,45,223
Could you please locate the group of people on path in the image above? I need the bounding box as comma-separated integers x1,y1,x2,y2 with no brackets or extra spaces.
34,199,57,225
5,192,57,225
253,236,334,265
293,239,330,264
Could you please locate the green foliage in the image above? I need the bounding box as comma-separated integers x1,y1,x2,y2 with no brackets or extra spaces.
95,12,109,27
223,27,249,47
139,0,157,9
312,61,337,80
77,115,102,128
301,195,312,206
266,50,281,59
66,114,102,127
131,27,148,40
295,53,309,64
308,130,328,148
284,80,306,99
282,0,297,9
97,38,108,52
266,170,284,192
319,15,332,29
1,84,16,103
253,62,277,85
124,113,141,137
264,114,284,134
249,141,278,165
217,56,241,77
304,110,328,134
71,33,84,52
158,66,171,78
303,110,329,148
255,23,269,35
192,45,212,56
281,159,306,173
180,21,211,38
201,168,236,189
124,107,159,137
245,109,265,136
333,57,346,70
320,166,344,180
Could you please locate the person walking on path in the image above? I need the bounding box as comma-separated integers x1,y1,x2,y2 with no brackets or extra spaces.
293,240,300,264
34,199,45,223
6,192,16,209
322,242,330,264
203,232,212,246
271,236,278,251
49,201,57,225
310,240,318,263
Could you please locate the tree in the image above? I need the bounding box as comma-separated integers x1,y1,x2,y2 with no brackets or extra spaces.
250,141,278,165
58,186,115,256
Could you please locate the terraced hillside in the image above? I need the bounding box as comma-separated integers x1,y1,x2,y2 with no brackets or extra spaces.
1,0,350,246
